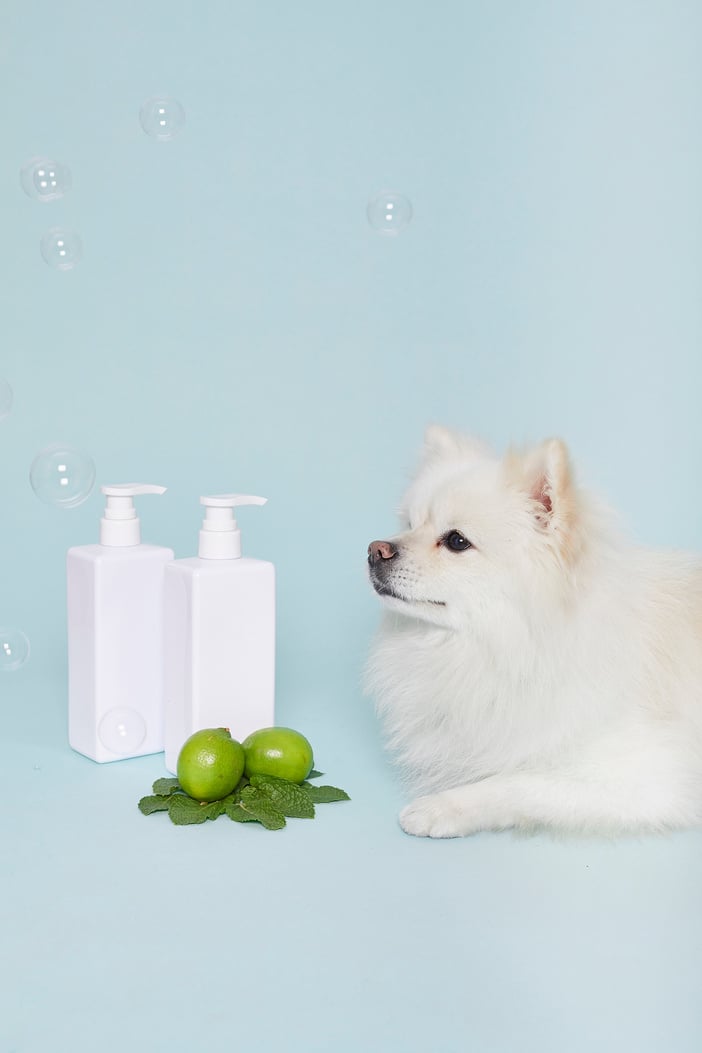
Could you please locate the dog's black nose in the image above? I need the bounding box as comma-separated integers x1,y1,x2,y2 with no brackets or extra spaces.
368,540,398,565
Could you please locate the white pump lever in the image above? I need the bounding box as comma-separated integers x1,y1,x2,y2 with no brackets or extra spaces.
198,494,267,559
100,484,167,546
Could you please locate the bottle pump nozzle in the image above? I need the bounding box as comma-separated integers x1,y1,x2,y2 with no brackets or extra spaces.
100,484,167,547
199,494,267,559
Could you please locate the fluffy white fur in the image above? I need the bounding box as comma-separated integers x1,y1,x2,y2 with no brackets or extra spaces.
365,425,702,838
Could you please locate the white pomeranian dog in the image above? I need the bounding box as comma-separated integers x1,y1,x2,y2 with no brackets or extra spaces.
365,425,702,838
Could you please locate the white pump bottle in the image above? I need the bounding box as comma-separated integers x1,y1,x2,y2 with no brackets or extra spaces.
163,494,275,774
67,484,174,762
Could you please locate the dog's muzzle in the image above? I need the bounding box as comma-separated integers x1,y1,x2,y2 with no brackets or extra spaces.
368,540,398,565
367,540,399,596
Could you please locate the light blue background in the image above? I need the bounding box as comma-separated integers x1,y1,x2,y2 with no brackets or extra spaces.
2,3,701,1051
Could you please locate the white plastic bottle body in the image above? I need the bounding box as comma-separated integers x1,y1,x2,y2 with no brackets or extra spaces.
163,557,275,773
67,543,174,762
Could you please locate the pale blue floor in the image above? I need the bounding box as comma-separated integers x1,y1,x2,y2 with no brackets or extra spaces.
4,666,701,1053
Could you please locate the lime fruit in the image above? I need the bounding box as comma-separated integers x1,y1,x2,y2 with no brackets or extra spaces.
177,728,245,802
242,727,314,784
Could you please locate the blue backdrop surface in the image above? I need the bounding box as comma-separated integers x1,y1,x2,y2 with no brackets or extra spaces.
2,3,701,1051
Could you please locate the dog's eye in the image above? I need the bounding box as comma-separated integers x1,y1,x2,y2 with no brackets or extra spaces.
442,530,472,552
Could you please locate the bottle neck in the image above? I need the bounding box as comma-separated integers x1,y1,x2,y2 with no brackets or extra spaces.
198,528,241,559
100,517,141,547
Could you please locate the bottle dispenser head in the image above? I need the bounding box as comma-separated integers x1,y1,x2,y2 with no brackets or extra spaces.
198,494,267,559
100,484,167,547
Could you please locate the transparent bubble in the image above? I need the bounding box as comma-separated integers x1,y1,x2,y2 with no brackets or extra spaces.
0,628,31,672
0,379,12,422
40,228,83,271
29,444,96,508
139,96,186,141
98,707,147,755
367,191,413,236
20,157,72,202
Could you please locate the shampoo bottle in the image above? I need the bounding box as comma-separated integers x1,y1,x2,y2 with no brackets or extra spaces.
163,494,275,774
67,484,174,762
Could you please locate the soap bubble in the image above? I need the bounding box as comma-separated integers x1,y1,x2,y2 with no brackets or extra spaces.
0,628,31,672
0,379,12,421
367,191,413,236
20,157,72,202
29,444,96,508
40,228,83,271
98,707,147,755
139,96,186,141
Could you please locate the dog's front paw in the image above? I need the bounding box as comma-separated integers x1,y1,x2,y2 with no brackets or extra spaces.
399,791,478,839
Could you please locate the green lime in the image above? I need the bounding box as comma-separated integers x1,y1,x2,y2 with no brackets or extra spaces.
177,728,245,803
242,727,314,784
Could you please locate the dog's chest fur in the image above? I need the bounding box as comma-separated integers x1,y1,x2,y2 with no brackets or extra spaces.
367,614,580,792
367,569,702,796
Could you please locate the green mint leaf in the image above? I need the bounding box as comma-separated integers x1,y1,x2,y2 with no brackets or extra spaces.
152,777,182,796
239,786,287,830
224,799,260,823
249,774,315,819
200,799,227,821
222,789,259,823
306,769,325,780
168,794,213,825
138,795,171,815
304,784,350,804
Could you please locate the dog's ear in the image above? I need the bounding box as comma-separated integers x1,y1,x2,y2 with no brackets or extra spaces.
525,438,572,520
505,439,580,551
423,425,490,461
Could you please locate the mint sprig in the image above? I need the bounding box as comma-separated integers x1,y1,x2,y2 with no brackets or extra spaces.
138,794,171,815
152,777,182,796
168,795,226,825
238,786,288,829
301,783,350,804
138,769,349,830
249,774,316,818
